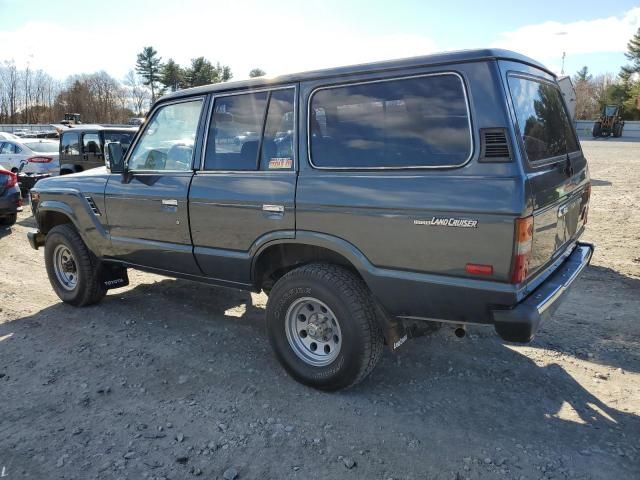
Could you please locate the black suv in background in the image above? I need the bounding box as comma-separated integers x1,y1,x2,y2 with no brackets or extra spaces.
59,126,138,174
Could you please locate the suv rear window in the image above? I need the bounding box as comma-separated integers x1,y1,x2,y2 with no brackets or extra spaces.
309,74,472,169
508,75,579,162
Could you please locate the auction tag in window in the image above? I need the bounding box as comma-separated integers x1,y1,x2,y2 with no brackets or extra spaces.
268,158,292,169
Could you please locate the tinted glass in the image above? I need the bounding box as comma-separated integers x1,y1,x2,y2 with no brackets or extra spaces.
261,89,295,170
61,133,80,155
83,133,102,154
508,76,579,162
204,92,268,170
128,99,203,171
310,74,471,168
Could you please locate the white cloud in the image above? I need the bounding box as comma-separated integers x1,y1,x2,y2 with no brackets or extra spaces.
492,7,640,63
0,5,438,82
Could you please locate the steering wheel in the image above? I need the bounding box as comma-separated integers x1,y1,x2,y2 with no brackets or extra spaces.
144,149,167,170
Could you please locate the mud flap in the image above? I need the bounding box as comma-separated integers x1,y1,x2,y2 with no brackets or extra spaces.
373,302,409,351
100,263,129,290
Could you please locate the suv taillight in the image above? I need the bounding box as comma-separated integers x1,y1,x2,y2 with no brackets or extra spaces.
27,156,53,163
511,216,533,284
0,170,17,188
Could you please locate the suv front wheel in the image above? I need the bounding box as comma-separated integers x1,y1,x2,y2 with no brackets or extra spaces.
266,263,383,391
44,224,107,306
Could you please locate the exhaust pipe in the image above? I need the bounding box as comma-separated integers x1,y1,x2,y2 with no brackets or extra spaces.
454,325,466,338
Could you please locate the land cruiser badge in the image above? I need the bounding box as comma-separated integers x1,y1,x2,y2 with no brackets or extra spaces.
414,217,478,228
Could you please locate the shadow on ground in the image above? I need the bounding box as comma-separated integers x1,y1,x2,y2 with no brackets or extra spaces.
0,273,638,478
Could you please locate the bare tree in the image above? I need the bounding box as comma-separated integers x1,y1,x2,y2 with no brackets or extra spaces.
124,70,150,116
1,61,20,122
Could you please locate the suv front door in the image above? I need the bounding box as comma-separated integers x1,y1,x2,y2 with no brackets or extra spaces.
104,97,206,275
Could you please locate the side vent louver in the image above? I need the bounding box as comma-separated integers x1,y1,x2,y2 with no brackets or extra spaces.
480,128,512,162
85,196,101,216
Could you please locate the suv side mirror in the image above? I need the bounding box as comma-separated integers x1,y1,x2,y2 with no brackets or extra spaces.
105,142,125,173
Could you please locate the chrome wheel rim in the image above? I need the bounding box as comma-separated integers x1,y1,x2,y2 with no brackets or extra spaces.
53,244,78,291
285,297,342,367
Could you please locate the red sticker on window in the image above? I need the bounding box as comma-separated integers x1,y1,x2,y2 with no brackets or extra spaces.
268,158,292,169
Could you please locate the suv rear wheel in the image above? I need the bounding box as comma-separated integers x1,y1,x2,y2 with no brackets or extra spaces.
266,263,383,390
44,224,106,306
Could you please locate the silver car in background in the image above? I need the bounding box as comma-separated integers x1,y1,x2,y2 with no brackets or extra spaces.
0,139,60,175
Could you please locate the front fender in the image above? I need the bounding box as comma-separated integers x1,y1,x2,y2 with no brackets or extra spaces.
36,190,109,256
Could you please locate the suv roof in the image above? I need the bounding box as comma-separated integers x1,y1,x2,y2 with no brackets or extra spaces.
163,48,551,102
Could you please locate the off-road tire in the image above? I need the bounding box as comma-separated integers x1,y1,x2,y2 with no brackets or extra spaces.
592,122,602,138
44,224,106,306
613,123,623,138
0,213,17,226
266,263,384,391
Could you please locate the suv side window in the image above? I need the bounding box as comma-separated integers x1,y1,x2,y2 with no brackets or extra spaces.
204,92,268,171
128,99,203,171
260,89,295,170
309,74,472,169
83,133,102,154
61,133,80,155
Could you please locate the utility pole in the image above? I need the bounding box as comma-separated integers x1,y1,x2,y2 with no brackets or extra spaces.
561,51,566,75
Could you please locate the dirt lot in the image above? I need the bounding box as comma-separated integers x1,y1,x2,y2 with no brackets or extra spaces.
1,138,639,480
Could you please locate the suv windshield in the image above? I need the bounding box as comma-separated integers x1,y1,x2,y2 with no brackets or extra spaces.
508,75,579,162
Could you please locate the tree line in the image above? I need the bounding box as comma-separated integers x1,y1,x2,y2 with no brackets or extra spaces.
0,45,267,125
573,27,640,120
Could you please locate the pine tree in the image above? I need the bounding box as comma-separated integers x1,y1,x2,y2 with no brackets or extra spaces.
621,27,640,75
249,68,266,78
135,46,163,102
161,59,185,92
573,66,592,83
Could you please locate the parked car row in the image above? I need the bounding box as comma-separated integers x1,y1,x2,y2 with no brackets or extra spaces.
1,130,59,139
0,125,140,196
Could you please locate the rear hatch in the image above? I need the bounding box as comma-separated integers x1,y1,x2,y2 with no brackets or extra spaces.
506,72,590,280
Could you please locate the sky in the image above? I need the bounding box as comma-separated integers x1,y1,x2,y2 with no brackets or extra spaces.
0,0,639,83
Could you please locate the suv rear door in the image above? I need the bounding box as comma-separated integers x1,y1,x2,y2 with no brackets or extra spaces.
502,62,590,282
189,87,297,286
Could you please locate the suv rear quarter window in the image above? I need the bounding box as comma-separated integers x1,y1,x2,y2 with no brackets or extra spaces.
508,75,579,163
309,73,472,169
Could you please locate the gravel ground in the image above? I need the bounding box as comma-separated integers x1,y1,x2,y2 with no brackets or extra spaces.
0,138,638,480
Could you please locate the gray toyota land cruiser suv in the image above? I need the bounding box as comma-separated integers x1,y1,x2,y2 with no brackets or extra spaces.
28,49,593,390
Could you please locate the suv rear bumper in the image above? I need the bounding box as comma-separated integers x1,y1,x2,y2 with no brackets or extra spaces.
492,242,594,342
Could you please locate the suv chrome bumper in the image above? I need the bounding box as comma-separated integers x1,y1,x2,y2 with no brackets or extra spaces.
492,242,594,343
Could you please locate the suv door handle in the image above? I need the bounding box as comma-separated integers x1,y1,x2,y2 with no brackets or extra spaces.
262,204,284,213
162,199,178,206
